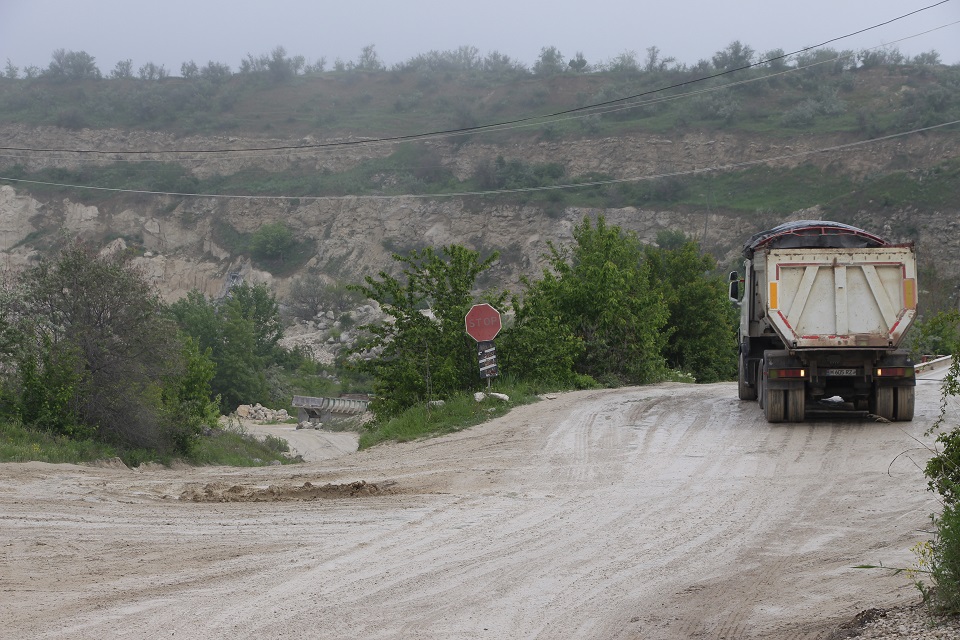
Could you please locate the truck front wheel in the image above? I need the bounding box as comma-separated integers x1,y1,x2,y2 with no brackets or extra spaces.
738,357,758,401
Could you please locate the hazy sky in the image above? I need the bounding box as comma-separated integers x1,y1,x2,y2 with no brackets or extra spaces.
1,0,958,75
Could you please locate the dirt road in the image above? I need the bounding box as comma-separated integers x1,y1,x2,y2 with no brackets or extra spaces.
0,370,951,639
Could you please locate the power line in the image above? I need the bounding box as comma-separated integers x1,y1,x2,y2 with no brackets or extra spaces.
0,0,953,157
2,119,956,201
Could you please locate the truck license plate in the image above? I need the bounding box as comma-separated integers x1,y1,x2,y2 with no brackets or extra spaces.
825,368,858,376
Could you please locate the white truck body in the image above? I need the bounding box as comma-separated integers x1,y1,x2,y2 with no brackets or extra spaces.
734,221,917,423
760,246,917,350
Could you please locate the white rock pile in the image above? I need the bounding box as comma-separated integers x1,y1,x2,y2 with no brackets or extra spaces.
234,403,291,423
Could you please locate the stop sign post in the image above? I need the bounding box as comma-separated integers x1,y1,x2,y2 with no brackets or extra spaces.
465,304,502,382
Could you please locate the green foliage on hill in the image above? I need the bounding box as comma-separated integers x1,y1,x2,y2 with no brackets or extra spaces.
0,44,956,140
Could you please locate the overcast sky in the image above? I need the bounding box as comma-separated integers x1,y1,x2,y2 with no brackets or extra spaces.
0,0,958,75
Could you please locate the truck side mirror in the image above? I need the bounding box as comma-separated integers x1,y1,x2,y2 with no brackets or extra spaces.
728,271,740,303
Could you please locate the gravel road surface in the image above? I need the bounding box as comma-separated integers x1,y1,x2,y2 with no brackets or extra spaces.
1,365,956,639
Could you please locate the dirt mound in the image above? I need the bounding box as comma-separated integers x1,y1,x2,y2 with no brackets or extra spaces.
178,479,387,502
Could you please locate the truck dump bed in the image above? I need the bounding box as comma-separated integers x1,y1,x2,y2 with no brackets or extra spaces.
736,220,918,423
763,246,917,350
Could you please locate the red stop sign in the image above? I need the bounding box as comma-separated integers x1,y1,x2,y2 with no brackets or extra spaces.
464,303,502,342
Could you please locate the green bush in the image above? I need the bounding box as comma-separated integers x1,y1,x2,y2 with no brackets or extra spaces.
931,502,960,615
0,243,214,453
350,245,503,420
910,311,960,359
924,355,960,613
250,222,295,262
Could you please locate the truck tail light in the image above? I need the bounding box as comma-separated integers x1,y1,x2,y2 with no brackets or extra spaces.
876,367,909,377
769,369,806,379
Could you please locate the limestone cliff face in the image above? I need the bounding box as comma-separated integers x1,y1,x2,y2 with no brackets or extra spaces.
0,123,957,302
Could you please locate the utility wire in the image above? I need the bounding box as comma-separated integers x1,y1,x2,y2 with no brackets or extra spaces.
0,0,953,157
2,119,957,201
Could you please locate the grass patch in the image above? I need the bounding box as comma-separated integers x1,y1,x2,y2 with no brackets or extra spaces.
359,379,542,449
0,416,300,468
0,418,119,463
189,421,301,466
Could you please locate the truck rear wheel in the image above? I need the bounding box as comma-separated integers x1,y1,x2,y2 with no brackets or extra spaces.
872,388,894,421
786,388,805,422
765,389,785,423
894,387,915,422
738,358,757,401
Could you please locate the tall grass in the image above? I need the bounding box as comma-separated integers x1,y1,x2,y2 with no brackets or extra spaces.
0,417,299,467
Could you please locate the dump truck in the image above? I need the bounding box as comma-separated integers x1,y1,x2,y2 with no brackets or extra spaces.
730,220,917,423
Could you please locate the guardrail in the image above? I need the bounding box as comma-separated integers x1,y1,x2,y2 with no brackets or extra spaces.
292,395,370,425
915,355,954,373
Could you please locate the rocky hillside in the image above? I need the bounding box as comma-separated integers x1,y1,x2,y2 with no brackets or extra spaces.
1,61,959,311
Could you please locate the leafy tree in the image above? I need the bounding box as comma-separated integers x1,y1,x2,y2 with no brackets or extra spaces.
0,243,213,452
4,59,18,79
138,62,169,81
355,45,385,72
226,281,283,359
857,46,904,69
532,216,668,384
608,50,640,74
171,282,283,411
533,46,565,76
181,61,199,79
568,52,588,73
910,50,942,66
287,275,363,321
763,48,789,71
497,282,586,387
911,310,960,360
711,41,755,71
161,336,220,452
110,59,134,79
483,51,527,75
351,246,501,419
923,355,960,614
645,232,737,382
45,49,101,79
201,61,232,82
250,222,295,262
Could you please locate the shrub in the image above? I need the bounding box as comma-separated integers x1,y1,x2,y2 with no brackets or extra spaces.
250,222,295,262
924,355,960,613
1,242,214,453
930,503,960,614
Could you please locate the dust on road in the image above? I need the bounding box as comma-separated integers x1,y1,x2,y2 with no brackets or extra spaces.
0,370,951,639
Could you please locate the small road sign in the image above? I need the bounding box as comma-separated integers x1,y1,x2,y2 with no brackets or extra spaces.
476,340,498,379
464,303,502,342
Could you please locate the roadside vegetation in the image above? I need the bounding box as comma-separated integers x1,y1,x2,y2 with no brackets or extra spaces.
919,353,960,616
0,241,339,467
351,216,736,442
0,217,734,464
867,325,960,619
